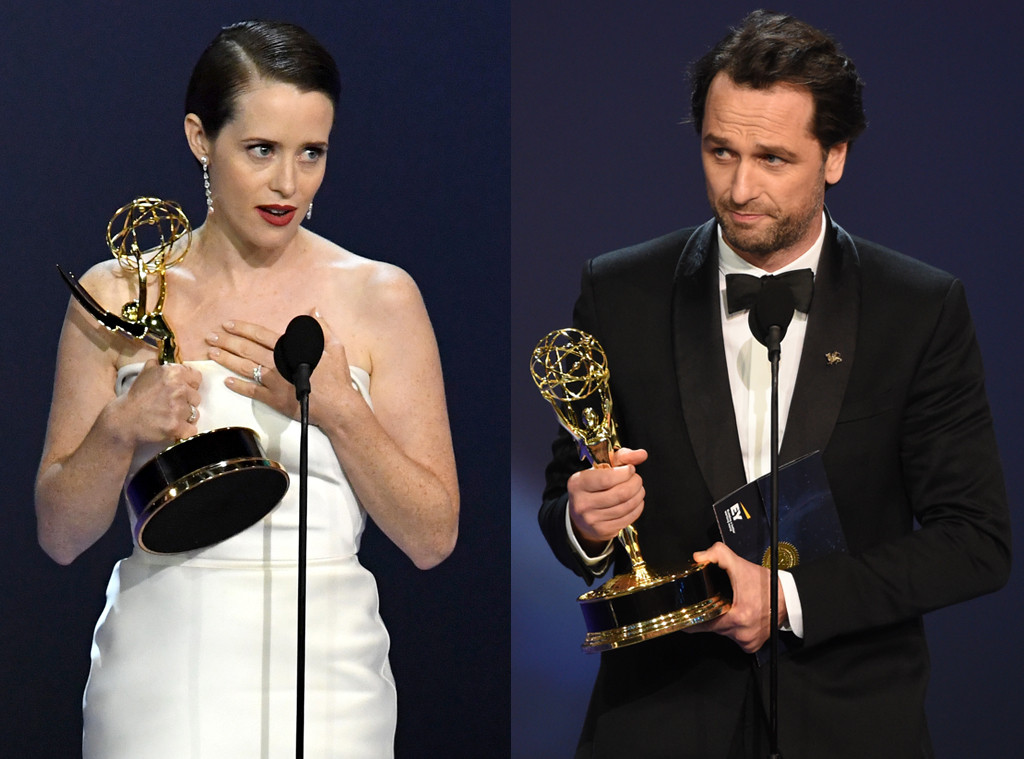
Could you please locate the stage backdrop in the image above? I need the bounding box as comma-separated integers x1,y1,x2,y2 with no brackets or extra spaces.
512,2,1023,757
0,2,508,757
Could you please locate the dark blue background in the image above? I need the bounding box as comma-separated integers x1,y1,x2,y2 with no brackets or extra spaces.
512,3,1022,757
1,2,508,757
5,2,1023,756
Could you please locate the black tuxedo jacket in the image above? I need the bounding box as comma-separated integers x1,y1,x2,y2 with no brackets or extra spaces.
540,216,1011,759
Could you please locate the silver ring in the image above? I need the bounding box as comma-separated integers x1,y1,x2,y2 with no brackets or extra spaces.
252,364,264,386
187,404,198,424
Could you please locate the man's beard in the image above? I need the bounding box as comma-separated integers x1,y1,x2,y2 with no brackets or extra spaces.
712,200,820,260
708,165,827,262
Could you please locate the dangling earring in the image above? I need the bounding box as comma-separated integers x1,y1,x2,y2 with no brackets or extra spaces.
306,201,313,221
201,156,213,214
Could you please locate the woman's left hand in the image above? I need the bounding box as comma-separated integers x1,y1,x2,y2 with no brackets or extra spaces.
206,311,361,423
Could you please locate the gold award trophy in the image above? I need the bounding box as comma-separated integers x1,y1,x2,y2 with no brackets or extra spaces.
58,197,289,554
531,328,731,652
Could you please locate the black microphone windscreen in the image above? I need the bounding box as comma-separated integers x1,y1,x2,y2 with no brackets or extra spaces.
274,315,325,382
273,337,291,381
749,280,796,347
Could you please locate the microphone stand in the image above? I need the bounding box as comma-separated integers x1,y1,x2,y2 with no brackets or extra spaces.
749,279,794,758
766,326,783,759
273,314,324,759
294,364,312,759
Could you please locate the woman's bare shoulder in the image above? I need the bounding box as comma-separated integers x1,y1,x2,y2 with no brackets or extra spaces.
75,258,142,311
313,236,421,306
64,259,156,365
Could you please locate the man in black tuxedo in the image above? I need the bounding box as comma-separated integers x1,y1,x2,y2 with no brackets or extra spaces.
540,11,1011,758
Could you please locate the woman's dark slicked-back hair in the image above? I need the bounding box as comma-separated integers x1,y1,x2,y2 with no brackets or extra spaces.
185,20,341,139
690,10,866,151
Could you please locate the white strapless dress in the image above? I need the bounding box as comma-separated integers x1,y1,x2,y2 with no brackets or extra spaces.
82,361,396,759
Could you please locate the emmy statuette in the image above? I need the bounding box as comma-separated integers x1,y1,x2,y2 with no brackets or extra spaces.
531,328,731,652
58,197,289,554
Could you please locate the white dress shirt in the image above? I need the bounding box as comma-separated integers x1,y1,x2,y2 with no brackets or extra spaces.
716,213,827,638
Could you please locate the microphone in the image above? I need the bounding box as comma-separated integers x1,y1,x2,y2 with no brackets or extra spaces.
274,315,325,400
274,315,325,756
748,279,796,358
748,277,795,759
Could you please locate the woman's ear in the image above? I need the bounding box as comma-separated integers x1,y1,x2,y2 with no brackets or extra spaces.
184,113,209,162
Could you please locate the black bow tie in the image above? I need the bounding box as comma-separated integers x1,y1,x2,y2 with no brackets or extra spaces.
725,269,815,315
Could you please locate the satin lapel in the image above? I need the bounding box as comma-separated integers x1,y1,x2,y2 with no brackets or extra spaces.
672,219,747,500
779,216,861,462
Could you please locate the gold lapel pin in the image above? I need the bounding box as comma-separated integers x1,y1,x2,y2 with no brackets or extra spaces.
825,351,842,366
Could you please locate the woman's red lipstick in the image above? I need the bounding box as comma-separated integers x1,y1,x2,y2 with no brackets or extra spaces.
257,204,297,226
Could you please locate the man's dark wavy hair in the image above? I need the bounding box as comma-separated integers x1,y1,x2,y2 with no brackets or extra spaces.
690,10,866,151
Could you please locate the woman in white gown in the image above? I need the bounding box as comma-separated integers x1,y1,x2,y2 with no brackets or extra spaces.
34,21,458,759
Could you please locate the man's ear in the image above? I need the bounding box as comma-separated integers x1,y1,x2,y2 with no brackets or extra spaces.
824,141,848,186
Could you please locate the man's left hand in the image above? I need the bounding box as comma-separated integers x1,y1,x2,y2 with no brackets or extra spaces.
686,541,787,654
